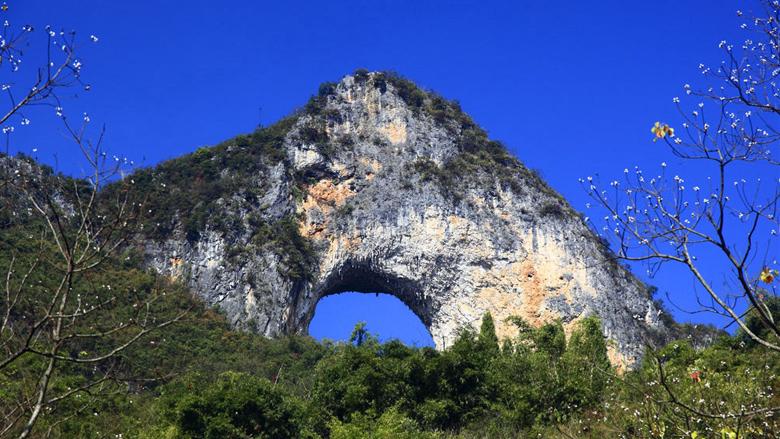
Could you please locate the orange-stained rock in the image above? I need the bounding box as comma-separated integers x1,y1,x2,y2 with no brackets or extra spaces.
143,72,670,369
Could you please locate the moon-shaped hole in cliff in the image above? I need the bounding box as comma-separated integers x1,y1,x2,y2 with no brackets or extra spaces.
308,292,434,347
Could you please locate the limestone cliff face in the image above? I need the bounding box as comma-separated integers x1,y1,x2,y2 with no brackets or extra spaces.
141,71,669,366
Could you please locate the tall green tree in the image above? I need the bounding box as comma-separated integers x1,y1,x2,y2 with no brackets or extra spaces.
477,312,500,358
561,316,612,409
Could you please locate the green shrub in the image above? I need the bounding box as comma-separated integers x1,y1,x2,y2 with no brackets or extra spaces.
539,200,565,217
353,68,370,82
328,408,439,439
149,372,312,439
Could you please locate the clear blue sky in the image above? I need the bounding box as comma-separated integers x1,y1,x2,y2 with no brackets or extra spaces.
7,1,771,345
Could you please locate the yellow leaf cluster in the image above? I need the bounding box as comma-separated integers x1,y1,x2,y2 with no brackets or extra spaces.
651,122,674,142
760,267,778,284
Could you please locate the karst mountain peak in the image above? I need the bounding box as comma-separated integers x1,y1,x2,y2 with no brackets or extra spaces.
133,70,672,367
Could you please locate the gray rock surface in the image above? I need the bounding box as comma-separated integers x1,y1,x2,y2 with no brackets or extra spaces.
142,72,670,367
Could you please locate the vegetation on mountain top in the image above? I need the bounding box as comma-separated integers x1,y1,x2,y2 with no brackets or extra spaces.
126,114,297,242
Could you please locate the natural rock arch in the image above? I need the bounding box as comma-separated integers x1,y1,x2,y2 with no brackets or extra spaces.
142,71,669,366
304,262,433,333
307,290,435,345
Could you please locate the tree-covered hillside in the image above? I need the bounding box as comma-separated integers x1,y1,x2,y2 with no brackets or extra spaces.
1,206,777,437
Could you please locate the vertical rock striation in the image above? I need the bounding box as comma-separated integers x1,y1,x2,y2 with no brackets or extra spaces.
139,71,669,367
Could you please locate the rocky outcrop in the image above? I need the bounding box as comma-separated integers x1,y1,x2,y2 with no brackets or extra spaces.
139,71,670,367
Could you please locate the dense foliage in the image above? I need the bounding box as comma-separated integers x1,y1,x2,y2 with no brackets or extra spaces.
126,313,616,438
